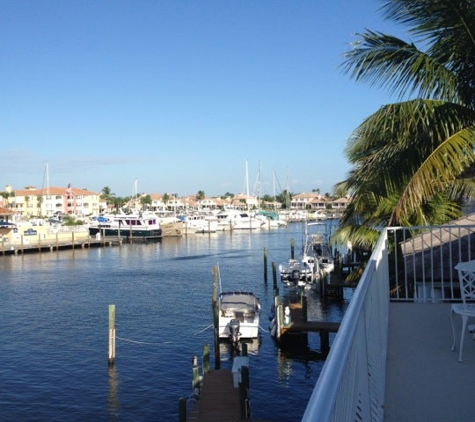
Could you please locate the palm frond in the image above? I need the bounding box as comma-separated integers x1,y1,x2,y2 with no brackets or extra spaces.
342,30,458,101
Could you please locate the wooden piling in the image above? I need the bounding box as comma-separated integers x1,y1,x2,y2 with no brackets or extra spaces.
291,238,295,259
272,262,277,290
203,344,210,374
214,328,220,370
263,247,268,283
108,304,116,366
302,294,308,323
239,365,250,419
178,397,187,422
192,355,200,389
212,266,220,369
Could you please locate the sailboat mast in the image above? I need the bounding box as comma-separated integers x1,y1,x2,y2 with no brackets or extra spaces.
46,162,49,196
246,160,250,212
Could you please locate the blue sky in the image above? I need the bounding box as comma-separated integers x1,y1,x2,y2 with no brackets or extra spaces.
1,0,405,198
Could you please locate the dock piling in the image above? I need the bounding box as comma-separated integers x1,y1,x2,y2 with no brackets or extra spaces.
264,247,268,283
108,304,116,366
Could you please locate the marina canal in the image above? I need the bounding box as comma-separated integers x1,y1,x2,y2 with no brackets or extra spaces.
0,221,351,421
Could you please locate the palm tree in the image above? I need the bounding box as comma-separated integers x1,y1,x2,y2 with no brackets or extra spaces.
100,186,116,211
140,194,152,210
335,0,475,249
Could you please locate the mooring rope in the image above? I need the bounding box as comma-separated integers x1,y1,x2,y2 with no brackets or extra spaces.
115,336,171,345
259,325,269,333
194,324,214,335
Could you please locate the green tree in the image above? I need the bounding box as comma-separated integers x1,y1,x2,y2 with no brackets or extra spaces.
196,190,205,200
140,194,152,210
220,192,235,199
100,186,115,208
335,0,475,249
275,190,292,209
162,193,170,209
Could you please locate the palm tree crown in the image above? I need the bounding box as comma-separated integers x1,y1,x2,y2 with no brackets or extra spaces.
335,0,475,248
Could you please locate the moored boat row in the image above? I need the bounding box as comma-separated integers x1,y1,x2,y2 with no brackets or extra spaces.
279,221,335,289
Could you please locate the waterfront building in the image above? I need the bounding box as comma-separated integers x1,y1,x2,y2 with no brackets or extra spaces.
290,192,322,210
2,185,101,217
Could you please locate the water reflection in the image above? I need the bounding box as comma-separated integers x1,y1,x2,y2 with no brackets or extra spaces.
108,366,120,421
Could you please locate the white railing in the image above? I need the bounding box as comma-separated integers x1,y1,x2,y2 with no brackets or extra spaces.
301,223,475,422
301,228,389,422
388,225,475,302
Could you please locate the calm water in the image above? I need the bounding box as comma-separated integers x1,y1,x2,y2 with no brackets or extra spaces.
0,221,350,422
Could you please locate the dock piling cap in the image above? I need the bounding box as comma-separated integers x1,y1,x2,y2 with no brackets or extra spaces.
285,306,290,316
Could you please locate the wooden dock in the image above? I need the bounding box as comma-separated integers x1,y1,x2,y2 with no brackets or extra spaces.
282,302,340,333
196,370,240,422
0,236,123,256
270,297,341,356
189,369,277,422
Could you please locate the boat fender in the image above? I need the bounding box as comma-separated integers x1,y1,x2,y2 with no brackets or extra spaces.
284,306,291,326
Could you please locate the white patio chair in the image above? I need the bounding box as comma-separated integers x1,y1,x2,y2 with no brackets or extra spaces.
451,260,475,362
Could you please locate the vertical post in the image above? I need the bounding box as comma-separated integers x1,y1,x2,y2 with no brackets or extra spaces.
56,232,59,251
212,266,220,369
38,234,41,253
203,344,210,374
302,294,308,322
178,397,187,422
239,365,250,419
320,331,330,356
72,231,75,250
291,238,295,259
212,265,218,304
214,327,220,369
263,248,268,283
192,355,200,389
108,304,116,366
272,262,277,290
242,342,248,357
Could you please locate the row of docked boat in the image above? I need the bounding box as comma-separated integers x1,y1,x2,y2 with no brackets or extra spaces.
178,209,288,233
86,208,289,239
278,222,335,289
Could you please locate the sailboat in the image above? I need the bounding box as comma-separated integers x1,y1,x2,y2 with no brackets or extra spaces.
217,161,263,230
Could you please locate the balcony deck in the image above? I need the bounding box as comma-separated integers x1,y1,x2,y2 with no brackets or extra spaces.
385,302,475,422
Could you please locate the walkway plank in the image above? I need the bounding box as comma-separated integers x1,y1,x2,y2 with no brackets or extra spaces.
197,370,241,422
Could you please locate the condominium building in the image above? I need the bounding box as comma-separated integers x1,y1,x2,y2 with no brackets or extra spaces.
2,185,101,217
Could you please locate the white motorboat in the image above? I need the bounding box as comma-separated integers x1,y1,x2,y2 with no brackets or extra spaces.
88,211,161,239
218,291,261,343
216,210,263,230
307,223,335,277
177,214,218,233
312,210,327,220
278,258,313,286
